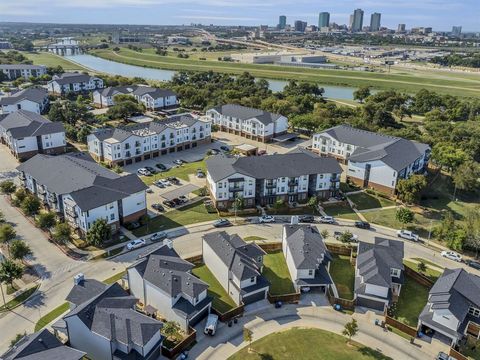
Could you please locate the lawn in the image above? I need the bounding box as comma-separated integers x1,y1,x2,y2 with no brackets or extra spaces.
0,285,39,311
132,200,219,236
391,276,430,327
102,270,127,285
192,264,237,313
348,192,396,211
228,327,392,360
244,236,267,242
458,336,480,360
262,250,295,295
403,259,443,282
22,51,84,70
329,254,355,300
323,203,360,221
141,159,207,184
34,302,70,331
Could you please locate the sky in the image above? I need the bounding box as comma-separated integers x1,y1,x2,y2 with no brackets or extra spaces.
0,0,478,32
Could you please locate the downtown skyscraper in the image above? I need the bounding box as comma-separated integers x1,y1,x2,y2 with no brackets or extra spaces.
351,8,364,32
318,12,330,28
370,12,381,31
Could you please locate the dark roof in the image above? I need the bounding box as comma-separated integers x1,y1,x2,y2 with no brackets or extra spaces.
0,329,85,360
64,283,162,348
133,86,177,99
0,64,46,70
130,245,208,299
0,110,64,139
51,72,98,85
356,238,404,289
65,278,107,307
206,153,342,182
0,88,48,106
283,224,332,269
211,104,284,125
203,231,266,280
97,85,138,98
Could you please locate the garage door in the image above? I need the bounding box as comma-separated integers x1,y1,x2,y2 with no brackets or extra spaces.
356,297,386,312
242,290,266,305
189,306,210,327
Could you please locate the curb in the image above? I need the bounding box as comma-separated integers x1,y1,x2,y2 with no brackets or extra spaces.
0,284,40,313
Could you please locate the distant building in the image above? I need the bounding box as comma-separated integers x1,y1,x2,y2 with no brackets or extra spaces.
0,41,11,49
397,24,406,33
47,73,104,95
0,64,47,81
294,20,307,33
318,12,330,28
452,26,462,36
0,87,49,115
351,9,364,32
370,13,381,32
278,15,287,29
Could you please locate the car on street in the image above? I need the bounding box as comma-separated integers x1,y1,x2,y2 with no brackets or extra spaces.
152,203,165,212
156,163,167,171
334,194,346,201
259,215,275,223
354,221,371,229
145,166,157,174
163,200,176,208
396,230,419,241
319,216,335,224
146,188,154,194
441,251,463,262
298,215,315,223
466,260,480,270
149,232,167,242
220,145,230,152
127,239,146,250
213,219,232,228
173,159,184,165
137,168,152,176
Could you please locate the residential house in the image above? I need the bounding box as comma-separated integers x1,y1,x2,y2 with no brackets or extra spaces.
202,231,269,305
62,279,163,360
48,73,104,95
0,110,66,161
128,240,212,331
354,238,405,311
0,64,47,80
17,152,147,235
0,87,49,114
205,104,288,143
92,85,138,108
88,114,211,167
92,85,178,109
419,268,480,346
282,224,333,293
312,125,430,195
0,329,85,360
206,152,342,210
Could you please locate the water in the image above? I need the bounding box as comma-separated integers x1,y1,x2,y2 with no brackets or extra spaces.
66,54,358,100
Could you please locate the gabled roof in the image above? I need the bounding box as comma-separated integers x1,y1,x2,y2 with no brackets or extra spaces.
133,86,177,99
0,329,85,360
0,87,48,106
51,72,98,85
0,110,64,138
96,85,138,98
210,104,284,125
206,153,342,182
65,278,108,307
0,64,46,70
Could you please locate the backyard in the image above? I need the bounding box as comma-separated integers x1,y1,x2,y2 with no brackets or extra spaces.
403,259,443,282
390,276,430,327
262,250,295,295
329,254,355,300
348,192,396,210
228,327,392,360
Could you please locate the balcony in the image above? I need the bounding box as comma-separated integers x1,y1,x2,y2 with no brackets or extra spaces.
65,208,78,218
48,194,57,203
288,187,297,194
330,176,340,183
265,182,276,188
18,172,26,180
288,179,298,186
229,185,244,192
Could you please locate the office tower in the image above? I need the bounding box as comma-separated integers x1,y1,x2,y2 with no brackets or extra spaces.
294,20,307,32
349,15,354,29
279,15,287,30
452,26,462,36
318,12,330,28
370,12,381,32
351,9,364,32
397,24,406,33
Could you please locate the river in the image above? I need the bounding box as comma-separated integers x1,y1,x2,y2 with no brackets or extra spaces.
66,54,358,100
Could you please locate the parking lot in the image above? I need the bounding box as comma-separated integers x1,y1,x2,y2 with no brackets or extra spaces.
0,145,20,181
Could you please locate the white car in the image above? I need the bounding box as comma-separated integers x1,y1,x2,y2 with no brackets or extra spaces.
319,216,335,224
204,314,219,336
137,168,151,176
441,251,463,262
259,215,275,223
126,239,146,250
173,159,183,166
396,230,419,241
158,179,172,186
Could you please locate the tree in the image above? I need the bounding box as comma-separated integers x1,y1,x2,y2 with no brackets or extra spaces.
463,207,480,258
431,143,468,172
35,212,56,229
243,327,254,352
52,222,71,244
453,161,480,192
396,207,414,227
10,240,32,263
10,332,26,347
417,261,427,274
396,175,427,204
12,188,27,207
107,95,144,120
342,318,359,342
86,219,111,246
0,224,16,251
307,196,318,213
0,181,16,196
320,229,329,239
339,231,354,244
0,259,23,290
21,195,40,216
161,321,181,340
0,211,4,224
273,199,284,214
353,86,371,103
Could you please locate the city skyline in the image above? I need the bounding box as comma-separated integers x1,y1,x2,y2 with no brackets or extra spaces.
0,0,478,31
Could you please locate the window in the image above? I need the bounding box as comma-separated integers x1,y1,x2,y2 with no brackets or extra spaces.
390,268,401,277
110,213,115,220
469,307,480,317
308,269,313,276
219,183,223,188
250,277,255,283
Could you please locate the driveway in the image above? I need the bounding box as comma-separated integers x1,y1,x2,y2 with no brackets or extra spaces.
0,146,20,181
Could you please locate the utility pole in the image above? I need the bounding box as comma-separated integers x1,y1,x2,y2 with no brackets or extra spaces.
0,283,6,309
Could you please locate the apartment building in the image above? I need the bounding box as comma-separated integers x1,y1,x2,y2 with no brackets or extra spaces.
88,114,211,167
48,72,104,95
0,110,66,161
205,104,288,143
206,152,342,210
312,125,430,195
0,87,49,114
17,152,147,235
0,64,47,80
93,85,178,109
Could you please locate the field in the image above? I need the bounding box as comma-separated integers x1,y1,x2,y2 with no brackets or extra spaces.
22,52,84,70
89,47,480,98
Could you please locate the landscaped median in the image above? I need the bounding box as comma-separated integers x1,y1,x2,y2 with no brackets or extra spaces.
0,284,39,312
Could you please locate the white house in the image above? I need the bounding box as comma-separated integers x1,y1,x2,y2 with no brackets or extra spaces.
0,110,66,161
17,152,147,236
88,114,211,167
48,72,104,95
128,240,212,331
312,125,430,195
0,64,47,80
206,151,342,210
355,238,404,312
92,85,178,109
205,104,288,143
92,85,138,108
0,87,49,114
202,231,269,306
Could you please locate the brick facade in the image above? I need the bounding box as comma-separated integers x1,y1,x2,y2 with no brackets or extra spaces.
122,208,147,224
218,126,286,143
347,176,395,196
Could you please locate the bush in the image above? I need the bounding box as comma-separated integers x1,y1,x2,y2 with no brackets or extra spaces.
52,222,71,244
12,188,28,207
36,212,57,229
21,195,41,216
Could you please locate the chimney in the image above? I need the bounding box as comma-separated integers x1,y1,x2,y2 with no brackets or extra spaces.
291,216,299,225
73,273,84,286
163,238,173,249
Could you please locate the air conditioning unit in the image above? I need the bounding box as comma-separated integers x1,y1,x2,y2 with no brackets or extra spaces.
73,273,84,286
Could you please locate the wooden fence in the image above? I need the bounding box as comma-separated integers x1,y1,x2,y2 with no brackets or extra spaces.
384,315,417,337
267,291,301,304
161,328,197,359
212,304,245,322
449,347,469,360
325,243,354,257
258,242,282,252
326,287,356,311
184,254,203,264
403,265,434,288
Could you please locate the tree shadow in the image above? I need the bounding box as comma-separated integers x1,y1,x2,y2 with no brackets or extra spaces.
358,346,393,360
22,289,45,309
32,263,51,280
259,353,274,360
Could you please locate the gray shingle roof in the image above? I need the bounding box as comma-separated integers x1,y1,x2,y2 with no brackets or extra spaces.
0,87,48,106
0,329,85,360
0,64,46,70
51,72,96,85
97,85,138,98
0,110,64,139
206,153,342,182
65,278,108,307
133,86,176,99
211,104,283,126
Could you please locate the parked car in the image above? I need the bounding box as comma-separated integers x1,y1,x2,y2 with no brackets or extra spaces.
436,351,455,360
354,221,371,229
145,166,157,174
173,159,184,165
126,221,141,230
167,177,180,185
146,188,154,194
220,145,230,152
259,215,275,223
197,169,205,178
178,195,188,203
154,181,165,188
466,260,480,270
156,163,167,171
152,203,165,212
149,232,167,242
204,314,219,336
210,149,220,155
257,149,267,156
298,215,315,223
163,200,176,208
127,239,146,250
334,231,359,242
441,251,463,262
137,168,152,176
158,179,172,186
396,230,419,241
319,216,335,224
213,219,232,228
172,198,182,206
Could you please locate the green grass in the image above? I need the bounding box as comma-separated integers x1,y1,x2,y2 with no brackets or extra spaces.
132,200,219,236
0,285,39,312
348,192,396,210
323,203,360,220
34,302,70,331
458,336,480,360
141,159,207,184
411,258,444,270
329,255,355,300
244,236,267,241
262,250,295,295
192,264,237,313
103,270,127,285
228,327,392,360
391,276,430,327
386,326,414,341
22,51,84,70
403,260,442,282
